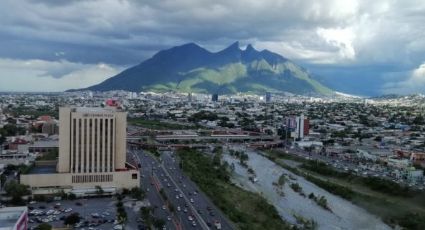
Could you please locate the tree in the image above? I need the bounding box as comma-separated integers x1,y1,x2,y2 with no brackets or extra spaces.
68,193,77,200
64,213,81,225
5,180,30,197
130,187,145,200
35,223,52,230
153,218,165,228
0,174,6,188
95,185,104,195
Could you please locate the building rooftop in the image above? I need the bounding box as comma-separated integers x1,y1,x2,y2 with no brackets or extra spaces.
73,107,118,113
29,140,59,148
0,206,27,230
28,165,57,174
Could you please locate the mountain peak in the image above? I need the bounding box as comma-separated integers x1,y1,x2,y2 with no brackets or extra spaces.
245,44,255,52
224,41,240,51
82,42,333,96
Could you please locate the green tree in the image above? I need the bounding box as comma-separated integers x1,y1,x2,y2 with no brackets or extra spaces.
35,223,52,230
0,174,6,187
5,180,30,197
153,218,166,228
130,187,145,200
95,185,104,195
64,213,81,225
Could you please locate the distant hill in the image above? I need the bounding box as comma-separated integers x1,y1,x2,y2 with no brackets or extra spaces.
76,42,334,95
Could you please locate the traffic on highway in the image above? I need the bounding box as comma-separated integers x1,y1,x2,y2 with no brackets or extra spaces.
131,148,232,230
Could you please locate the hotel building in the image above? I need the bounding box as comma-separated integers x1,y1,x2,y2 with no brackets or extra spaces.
21,107,139,195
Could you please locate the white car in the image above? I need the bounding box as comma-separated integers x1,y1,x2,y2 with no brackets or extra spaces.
64,208,72,213
114,225,123,230
190,198,194,203
177,206,181,211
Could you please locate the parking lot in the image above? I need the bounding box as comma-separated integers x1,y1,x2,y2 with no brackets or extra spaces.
28,197,118,230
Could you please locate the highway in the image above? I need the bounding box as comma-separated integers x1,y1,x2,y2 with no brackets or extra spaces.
131,148,234,230
161,151,234,230
132,149,177,230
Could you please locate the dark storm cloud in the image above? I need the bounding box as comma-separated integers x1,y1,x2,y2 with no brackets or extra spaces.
0,0,424,94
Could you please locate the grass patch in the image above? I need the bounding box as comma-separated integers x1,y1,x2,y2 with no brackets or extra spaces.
178,148,291,230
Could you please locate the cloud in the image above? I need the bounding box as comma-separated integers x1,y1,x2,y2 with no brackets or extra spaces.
381,63,425,95
0,0,424,94
0,58,123,91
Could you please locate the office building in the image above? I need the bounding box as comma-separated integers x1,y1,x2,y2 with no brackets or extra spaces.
21,107,139,195
265,92,272,103
212,94,218,102
288,114,310,140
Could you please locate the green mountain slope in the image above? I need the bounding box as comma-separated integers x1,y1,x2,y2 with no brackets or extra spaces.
80,42,334,96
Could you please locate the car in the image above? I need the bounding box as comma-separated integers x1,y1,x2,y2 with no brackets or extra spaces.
210,211,215,216
177,206,181,211
114,225,123,230
190,198,194,203
39,205,46,209
167,216,171,221
175,195,179,199
167,183,171,187
188,215,193,221
179,194,183,198
162,205,166,210
192,221,197,227
183,208,188,213
75,202,82,206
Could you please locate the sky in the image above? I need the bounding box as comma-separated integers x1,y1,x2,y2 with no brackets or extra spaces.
0,0,424,96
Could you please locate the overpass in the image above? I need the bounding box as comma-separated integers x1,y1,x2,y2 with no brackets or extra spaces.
127,134,275,141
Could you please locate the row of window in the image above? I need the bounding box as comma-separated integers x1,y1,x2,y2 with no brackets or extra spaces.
70,117,115,173
71,174,113,183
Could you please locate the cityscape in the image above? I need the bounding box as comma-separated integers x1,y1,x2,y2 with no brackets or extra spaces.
1,1,425,230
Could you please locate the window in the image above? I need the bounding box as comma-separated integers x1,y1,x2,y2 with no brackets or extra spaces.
132,173,138,179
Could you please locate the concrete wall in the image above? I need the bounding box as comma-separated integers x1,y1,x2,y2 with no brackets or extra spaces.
21,170,139,192
57,107,71,173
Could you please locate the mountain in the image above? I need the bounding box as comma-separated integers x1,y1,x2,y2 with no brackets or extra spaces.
79,42,334,95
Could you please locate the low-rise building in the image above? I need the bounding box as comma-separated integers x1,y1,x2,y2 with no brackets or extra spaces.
0,206,28,230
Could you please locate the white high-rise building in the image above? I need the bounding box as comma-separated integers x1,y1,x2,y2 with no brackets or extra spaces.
21,107,139,195
296,114,305,139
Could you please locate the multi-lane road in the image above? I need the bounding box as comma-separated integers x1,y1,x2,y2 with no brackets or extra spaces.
130,148,233,230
